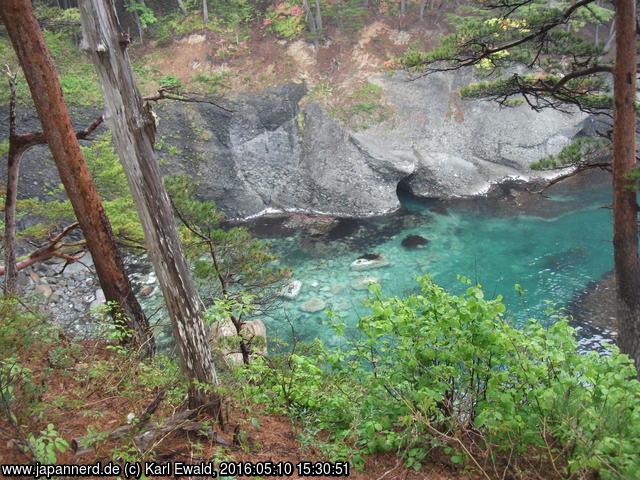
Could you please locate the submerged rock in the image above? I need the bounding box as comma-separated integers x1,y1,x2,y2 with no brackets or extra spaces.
299,297,326,313
351,276,380,291
401,234,429,249
350,253,389,271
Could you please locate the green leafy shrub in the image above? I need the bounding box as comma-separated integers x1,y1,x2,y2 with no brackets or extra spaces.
160,74,183,90
189,72,228,94
239,276,640,479
27,424,69,463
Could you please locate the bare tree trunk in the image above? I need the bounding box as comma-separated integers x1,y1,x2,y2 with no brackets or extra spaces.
314,0,323,31
4,71,19,295
176,0,187,14
302,0,317,36
613,0,640,376
79,0,222,414
0,0,155,357
202,0,208,25
604,23,615,52
400,0,406,16
419,0,426,20
335,0,343,30
131,3,143,43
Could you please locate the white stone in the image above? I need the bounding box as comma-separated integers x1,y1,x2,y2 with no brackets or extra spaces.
299,297,326,313
34,284,53,299
350,254,389,271
279,280,302,299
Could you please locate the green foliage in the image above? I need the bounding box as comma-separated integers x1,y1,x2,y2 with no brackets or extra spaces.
153,12,206,43
323,0,369,34
27,424,69,463
264,1,306,39
160,74,183,90
239,277,640,479
189,72,228,95
531,137,610,170
165,174,290,327
407,1,615,114
127,0,158,29
331,82,392,130
210,0,255,28
11,132,143,243
0,23,101,107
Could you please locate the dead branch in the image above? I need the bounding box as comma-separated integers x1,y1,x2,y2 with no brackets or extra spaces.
143,87,234,113
0,222,83,275
71,404,230,455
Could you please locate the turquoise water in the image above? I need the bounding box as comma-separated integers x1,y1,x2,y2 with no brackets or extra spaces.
260,179,613,346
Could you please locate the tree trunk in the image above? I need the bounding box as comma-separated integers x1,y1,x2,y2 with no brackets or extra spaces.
4,74,20,295
302,0,316,35
613,0,640,376
314,0,322,31
0,0,154,357
604,23,615,52
79,0,222,414
176,0,187,14
419,0,426,20
202,0,208,25
335,0,343,30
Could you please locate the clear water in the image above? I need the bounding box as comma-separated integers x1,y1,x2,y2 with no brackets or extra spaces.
260,179,614,347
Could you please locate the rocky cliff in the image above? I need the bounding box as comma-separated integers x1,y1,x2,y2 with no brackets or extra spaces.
3,69,591,220
154,69,588,219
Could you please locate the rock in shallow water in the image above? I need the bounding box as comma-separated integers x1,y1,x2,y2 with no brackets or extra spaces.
299,297,326,313
401,234,429,249
279,280,302,299
350,253,389,271
351,276,380,291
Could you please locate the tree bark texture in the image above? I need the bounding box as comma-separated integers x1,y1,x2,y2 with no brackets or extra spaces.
202,0,208,25
613,0,640,375
4,74,20,295
0,0,154,357
78,0,221,413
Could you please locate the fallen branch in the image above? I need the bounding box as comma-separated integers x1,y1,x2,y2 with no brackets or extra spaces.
71,401,230,455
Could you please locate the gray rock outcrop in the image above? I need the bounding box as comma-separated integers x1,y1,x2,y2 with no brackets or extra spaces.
154,70,587,218
357,71,587,198
155,83,412,219
2,70,589,220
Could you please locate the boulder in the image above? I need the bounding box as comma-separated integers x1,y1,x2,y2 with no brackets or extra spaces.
401,234,429,249
208,318,268,367
350,253,389,270
299,297,326,313
34,283,53,299
351,276,380,291
279,280,302,299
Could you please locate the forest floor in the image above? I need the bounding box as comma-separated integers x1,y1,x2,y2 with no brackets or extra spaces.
0,334,473,479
